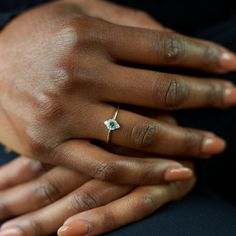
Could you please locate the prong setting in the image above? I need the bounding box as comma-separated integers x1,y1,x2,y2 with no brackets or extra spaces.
104,119,120,131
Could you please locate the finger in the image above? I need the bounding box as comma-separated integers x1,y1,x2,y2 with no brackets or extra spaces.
0,167,89,219
79,0,165,30
97,112,177,157
100,65,236,110
105,23,236,72
0,180,132,236
50,140,193,185
80,105,225,157
58,178,195,236
0,157,49,190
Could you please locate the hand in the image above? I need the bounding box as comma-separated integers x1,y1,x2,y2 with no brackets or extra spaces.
0,114,194,236
0,0,235,186
58,178,195,236
0,156,194,236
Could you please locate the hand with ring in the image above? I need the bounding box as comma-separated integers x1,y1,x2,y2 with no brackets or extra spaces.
0,0,236,187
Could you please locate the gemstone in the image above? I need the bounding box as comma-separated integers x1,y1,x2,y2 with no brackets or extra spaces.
104,119,120,131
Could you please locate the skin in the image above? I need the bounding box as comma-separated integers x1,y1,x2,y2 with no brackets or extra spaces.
0,0,235,187
0,0,235,236
0,115,195,236
0,156,194,236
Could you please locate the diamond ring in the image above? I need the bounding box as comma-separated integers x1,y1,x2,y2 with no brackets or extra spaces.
104,106,120,144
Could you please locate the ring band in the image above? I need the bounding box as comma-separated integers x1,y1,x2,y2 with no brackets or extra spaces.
104,106,121,144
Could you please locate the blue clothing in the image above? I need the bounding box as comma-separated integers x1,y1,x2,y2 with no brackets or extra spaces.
0,0,50,28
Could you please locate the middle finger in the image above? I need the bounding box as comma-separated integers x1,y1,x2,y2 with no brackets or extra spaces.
98,64,236,110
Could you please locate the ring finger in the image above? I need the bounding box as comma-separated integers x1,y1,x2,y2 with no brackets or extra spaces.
99,64,236,110
74,104,225,157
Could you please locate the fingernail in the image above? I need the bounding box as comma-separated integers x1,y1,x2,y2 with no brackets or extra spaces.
201,135,226,155
165,166,193,182
0,228,23,236
220,50,236,72
58,221,91,236
224,84,236,105
57,226,70,236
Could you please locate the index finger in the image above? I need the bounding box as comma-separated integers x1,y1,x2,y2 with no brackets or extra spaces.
59,178,195,236
104,22,236,73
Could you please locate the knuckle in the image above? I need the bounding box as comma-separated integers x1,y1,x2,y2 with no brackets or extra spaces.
33,178,62,205
131,123,158,148
142,193,156,208
162,33,186,62
26,218,44,236
71,15,94,44
136,193,157,216
70,190,100,212
36,94,65,122
183,129,203,155
29,160,51,173
25,158,46,174
205,82,224,106
202,46,221,69
92,161,118,181
164,78,189,108
72,15,107,45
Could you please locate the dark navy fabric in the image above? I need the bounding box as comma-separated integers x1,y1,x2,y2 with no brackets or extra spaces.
0,0,52,28
1,1,236,235
110,0,236,34
1,0,236,32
